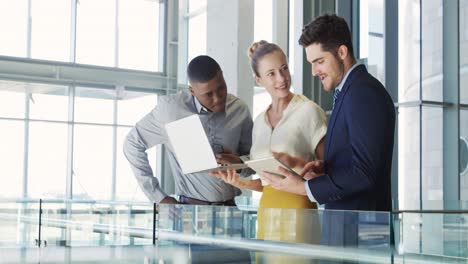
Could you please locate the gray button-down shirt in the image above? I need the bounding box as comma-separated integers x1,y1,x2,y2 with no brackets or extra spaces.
123,91,253,204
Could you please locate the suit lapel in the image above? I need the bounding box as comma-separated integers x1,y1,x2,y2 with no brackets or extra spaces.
324,65,366,158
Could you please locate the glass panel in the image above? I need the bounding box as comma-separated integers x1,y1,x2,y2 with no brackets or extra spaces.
359,0,369,59
118,0,160,71
360,0,385,83
29,84,68,121
421,0,443,101
398,0,421,102
158,205,391,263
0,120,24,199
76,0,116,67
74,87,114,124
189,0,206,11
398,107,421,210
460,0,468,104
252,0,274,203
369,2,385,83
421,107,443,202
187,1,207,63
31,0,71,62
0,0,27,57
0,201,40,248
116,127,149,202
73,124,113,201
40,202,153,247
28,121,68,199
117,90,157,126
288,0,295,77
254,0,273,43
0,80,26,118
252,0,274,198
399,212,468,259
461,110,468,199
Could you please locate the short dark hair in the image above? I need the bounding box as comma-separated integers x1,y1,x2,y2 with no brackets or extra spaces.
299,14,355,59
187,55,221,83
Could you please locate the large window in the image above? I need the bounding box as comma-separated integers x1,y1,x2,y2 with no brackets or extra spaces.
461,110,468,200
0,80,160,201
76,0,116,67
118,0,160,71
253,0,274,120
0,1,169,202
29,84,69,122
28,121,68,199
1,0,163,72
0,0,28,57
31,0,71,62
460,0,468,199
73,124,113,200
0,120,24,199
359,0,385,83
0,81,26,118
187,0,207,63
356,0,467,208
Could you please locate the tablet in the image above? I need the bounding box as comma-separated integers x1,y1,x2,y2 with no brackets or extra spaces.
245,156,299,186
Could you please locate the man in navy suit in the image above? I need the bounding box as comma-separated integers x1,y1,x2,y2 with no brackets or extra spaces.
262,14,395,252
263,14,395,212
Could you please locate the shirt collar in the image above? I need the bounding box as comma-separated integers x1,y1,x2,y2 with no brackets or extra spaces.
335,63,360,92
193,95,211,114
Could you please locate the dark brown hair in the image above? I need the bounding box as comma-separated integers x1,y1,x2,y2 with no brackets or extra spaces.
299,14,355,60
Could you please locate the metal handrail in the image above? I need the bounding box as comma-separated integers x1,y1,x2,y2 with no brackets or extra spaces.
1,208,466,263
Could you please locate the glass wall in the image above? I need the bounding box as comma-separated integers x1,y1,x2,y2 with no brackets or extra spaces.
1,0,163,72
421,1,444,203
187,0,207,63
0,0,28,57
0,81,159,201
359,0,385,84
76,0,116,67
460,0,468,200
359,0,465,208
0,0,166,201
253,0,274,120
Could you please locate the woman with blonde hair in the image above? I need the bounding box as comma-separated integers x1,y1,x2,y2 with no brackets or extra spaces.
213,40,326,255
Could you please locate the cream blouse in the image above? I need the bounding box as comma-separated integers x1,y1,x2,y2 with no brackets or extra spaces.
250,94,327,181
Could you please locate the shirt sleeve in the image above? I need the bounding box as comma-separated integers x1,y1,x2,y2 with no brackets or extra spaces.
238,108,253,156
306,102,327,156
305,180,318,203
238,108,254,178
123,99,169,204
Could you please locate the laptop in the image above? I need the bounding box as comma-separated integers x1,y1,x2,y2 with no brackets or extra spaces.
165,114,248,174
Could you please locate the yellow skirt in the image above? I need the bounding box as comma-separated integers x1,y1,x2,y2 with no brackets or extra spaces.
256,186,321,263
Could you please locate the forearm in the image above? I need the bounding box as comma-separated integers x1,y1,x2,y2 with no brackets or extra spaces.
236,179,263,192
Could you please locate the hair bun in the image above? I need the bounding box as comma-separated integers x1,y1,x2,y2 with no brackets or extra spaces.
247,40,269,58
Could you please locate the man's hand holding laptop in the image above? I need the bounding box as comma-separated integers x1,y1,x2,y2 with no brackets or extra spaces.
215,147,243,165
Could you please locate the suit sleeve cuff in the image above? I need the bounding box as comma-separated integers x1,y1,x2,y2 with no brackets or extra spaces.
304,180,318,203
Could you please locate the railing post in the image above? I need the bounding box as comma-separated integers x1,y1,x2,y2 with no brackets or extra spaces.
153,202,157,245
37,199,42,248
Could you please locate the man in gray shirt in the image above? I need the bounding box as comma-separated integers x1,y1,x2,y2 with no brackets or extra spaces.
123,55,253,205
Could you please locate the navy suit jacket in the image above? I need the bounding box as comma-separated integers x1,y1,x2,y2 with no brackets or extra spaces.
307,65,395,211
